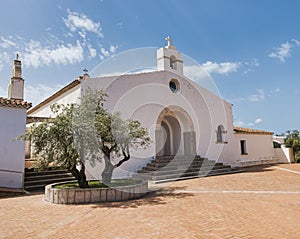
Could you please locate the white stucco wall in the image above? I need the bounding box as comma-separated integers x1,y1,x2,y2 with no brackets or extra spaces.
0,107,27,189
233,133,277,167
28,84,81,118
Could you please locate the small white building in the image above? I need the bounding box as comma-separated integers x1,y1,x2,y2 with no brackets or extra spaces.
0,55,31,190
27,38,279,178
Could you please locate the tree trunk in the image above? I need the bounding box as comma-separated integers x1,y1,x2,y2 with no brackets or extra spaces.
101,161,115,186
69,163,89,188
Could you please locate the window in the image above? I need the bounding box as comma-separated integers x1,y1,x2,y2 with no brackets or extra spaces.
169,79,180,93
216,125,226,143
170,55,177,70
240,140,247,155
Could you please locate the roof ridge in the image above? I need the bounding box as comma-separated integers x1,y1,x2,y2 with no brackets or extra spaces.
0,97,32,110
233,126,273,135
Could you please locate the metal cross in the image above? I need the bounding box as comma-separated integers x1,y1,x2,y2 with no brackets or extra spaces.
165,36,172,46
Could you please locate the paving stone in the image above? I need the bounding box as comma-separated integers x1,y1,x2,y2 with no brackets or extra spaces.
1,164,300,238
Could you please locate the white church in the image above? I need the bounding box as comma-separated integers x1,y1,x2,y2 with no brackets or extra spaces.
25,37,290,181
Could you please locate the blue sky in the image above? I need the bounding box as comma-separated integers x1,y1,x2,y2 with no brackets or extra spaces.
0,0,299,133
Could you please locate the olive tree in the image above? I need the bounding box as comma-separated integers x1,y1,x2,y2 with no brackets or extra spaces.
94,111,150,185
23,103,89,188
23,90,150,187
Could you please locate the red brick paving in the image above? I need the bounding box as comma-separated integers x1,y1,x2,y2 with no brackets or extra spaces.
1,164,300,239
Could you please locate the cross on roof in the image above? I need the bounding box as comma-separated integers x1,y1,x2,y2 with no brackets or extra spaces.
16,53,19,60
83,68,88,74
165,36,172,46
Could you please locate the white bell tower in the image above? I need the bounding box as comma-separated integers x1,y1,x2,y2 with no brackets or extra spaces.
157,36,183,75
8,54,24,100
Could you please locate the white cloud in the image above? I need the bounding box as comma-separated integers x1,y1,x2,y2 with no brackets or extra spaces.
183,65,209,81
100,47,110,57
87,44,97,58
269,42,292,62
254,118,263,124
201,61,241,75
63,9,103,38
0,9,117,72
184,59,257,80
292,39,300,47
243,59,259,74
234,117,263,127
99,44,118,59
0,36,17,49
25,83,63,106
248,89,265,102
23,40,84,68
0,52,10,72
109,44,118,53
229,88,265,103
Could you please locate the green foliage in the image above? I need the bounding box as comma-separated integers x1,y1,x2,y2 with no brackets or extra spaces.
23,103,79,170
285,130,300,162
21,89,151,187
273,141,281,148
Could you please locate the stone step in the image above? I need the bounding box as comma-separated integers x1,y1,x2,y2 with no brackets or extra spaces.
153,157,205,164
24,179,77,191
134,167,235,182
150,168,245,184
24,169,76,191
25,178,76,191
147,160,205,167
24,177,75,187
25,172,73,182
141,161,223,172
25,169,70,177
139,164,231,175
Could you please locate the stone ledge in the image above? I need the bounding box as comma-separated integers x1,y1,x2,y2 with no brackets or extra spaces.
45,180,148,204
234,158,279,167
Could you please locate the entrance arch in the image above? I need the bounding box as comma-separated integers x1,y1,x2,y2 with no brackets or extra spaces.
156,106,196,157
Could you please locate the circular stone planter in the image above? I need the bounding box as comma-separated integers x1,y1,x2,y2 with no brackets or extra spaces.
45,180,148,204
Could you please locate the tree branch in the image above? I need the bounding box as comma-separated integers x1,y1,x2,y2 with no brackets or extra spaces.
114,148,130,168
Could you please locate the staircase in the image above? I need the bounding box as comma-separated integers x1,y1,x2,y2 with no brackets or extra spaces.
133,155,242,183
24,169,76,192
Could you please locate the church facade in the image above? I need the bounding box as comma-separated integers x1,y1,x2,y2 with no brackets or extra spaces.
27,38,278,179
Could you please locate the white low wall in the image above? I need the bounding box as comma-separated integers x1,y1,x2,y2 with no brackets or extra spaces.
45,181,148,204
274,147,294,163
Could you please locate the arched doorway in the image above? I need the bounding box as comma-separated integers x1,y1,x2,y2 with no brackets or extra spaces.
161,116,181,155
156,106,196,157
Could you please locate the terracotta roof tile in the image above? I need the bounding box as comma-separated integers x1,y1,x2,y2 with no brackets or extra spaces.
233,126,273,135
0,97,32,110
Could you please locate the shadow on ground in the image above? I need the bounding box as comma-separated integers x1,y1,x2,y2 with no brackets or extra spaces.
241,164,279,173
91,186,193,209
0,190,44,199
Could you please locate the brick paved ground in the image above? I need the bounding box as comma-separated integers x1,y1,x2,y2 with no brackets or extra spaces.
1,164,300,239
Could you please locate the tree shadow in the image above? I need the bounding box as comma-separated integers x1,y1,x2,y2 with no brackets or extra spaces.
91,186,193,209
0,190,44,199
